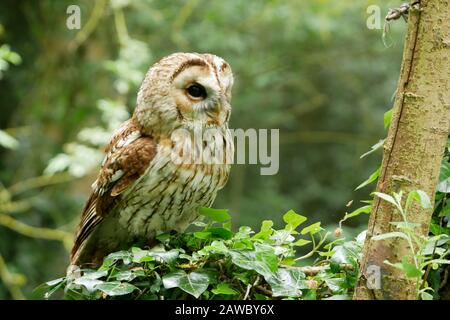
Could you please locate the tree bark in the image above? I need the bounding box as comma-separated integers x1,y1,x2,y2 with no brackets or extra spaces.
354,0,450,300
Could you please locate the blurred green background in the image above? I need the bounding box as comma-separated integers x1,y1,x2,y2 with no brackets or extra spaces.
0,0,405,299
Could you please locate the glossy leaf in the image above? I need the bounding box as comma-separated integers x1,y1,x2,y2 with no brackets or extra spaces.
96,282,139,296
199,207,231,222
162,270,210,298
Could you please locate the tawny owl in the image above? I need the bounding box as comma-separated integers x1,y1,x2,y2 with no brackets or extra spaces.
69,53,234,268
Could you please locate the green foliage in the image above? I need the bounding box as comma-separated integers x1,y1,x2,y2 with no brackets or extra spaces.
0,42,21,149
426,138,450,299
0,130,19,150
44,99,129,177
42,209,362,300
0,44,21,79
372,186,450,300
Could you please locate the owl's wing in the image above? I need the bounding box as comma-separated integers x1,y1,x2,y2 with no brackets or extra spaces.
70,119,157,265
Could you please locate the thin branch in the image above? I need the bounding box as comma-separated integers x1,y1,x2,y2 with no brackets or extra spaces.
295,232,331,261
114,8,130,45
0,213,73,249
386,3,411,21
8,172,74,196
255,285,272,296
171,0,201,47
440,266,449,290
243,284,252,300
0,252,26,300
243,275,260,300
69,0,107,51
0,198,33,214
281,263,354,276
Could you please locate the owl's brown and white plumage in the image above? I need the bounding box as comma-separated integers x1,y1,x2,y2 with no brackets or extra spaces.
70,53,234,268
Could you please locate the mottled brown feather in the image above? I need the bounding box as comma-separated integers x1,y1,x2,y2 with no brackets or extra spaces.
70,118,157,263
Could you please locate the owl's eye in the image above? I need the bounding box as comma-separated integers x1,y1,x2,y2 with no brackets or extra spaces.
186,83,207,99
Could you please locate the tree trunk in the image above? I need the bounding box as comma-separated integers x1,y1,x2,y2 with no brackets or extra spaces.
354,0,450,300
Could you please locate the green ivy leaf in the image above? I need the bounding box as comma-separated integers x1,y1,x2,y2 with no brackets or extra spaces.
401,258,422,278
222,221,232,230
74,278,103,293
255,244,278,272
230,244,278,278
102,250,133,267
293,239,312,247
266,268,307,297
232,239,254,250
300,222,322,235
324,278,346,293
199,207,231,222
114,269,145,281
253,220,274,240
81,270,107,280
270,229,295,244
234,271,252,285
150,249,180,264
131,247,154,263
211,283,237,295
162,270,210,298
283,210,307,231
194,231,212,239
205,227,233,240
96,282,139,296
331,242,359,265
234,226,254,239
197,240,228,256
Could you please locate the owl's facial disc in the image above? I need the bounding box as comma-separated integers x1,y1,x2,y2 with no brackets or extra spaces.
172,62,232,126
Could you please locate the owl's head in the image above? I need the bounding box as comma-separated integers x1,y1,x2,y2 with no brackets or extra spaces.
135,52,234,136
